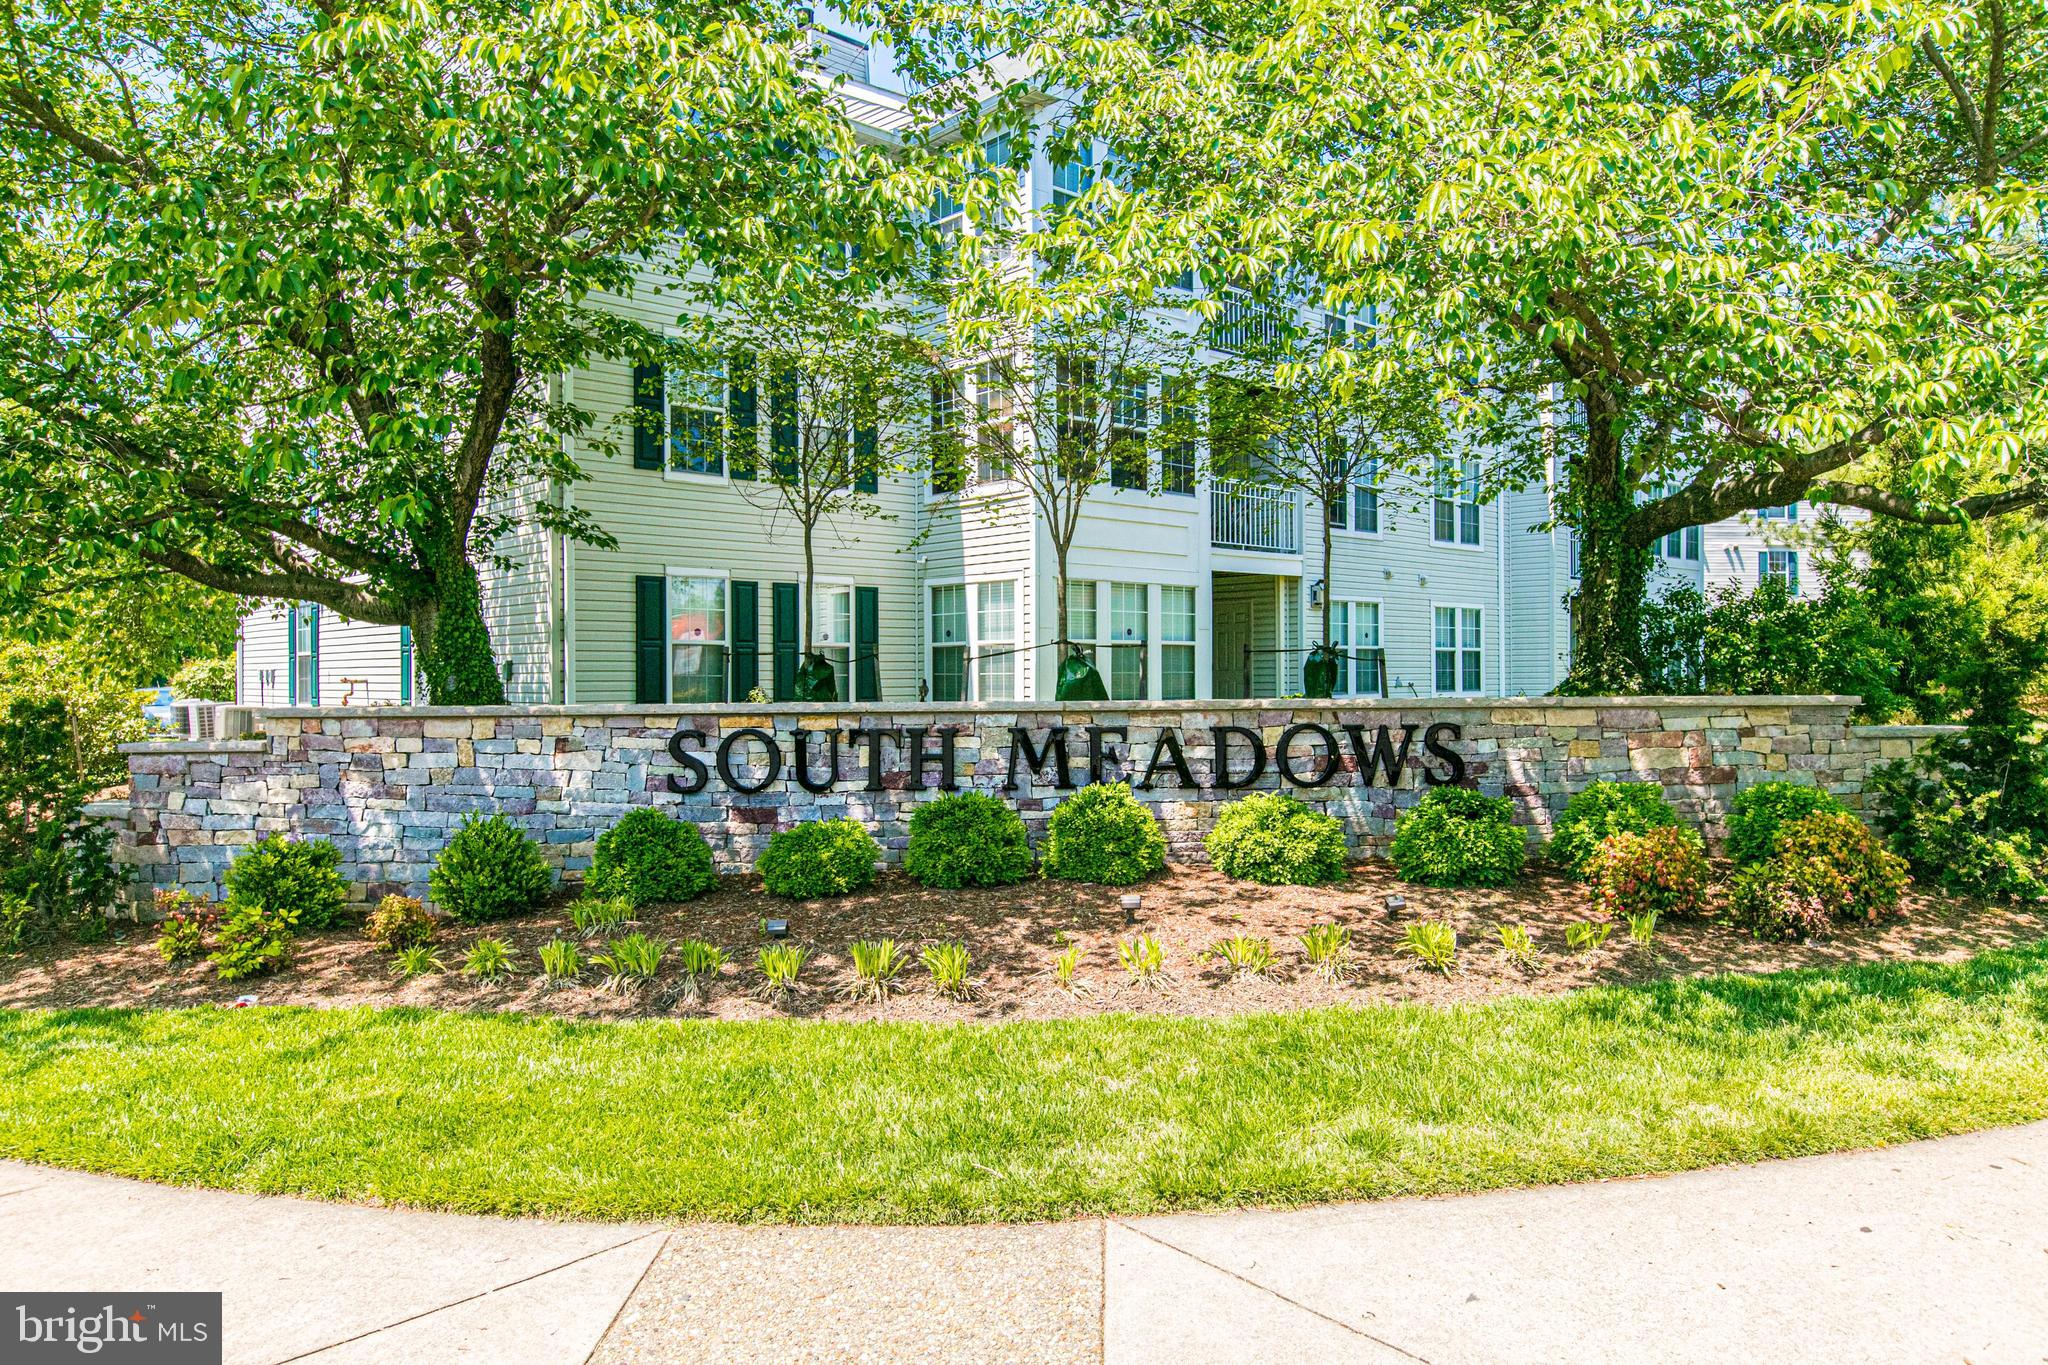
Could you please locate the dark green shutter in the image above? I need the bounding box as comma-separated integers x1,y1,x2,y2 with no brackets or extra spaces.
770,367,798,482
727,352,758,480
854,378,879,494
306,606,319,705
855,586,880,702
399,625,413,702
731,580,760,699
634,575,666,703
632,363,665,469
287,609,298,704
771,581,800,701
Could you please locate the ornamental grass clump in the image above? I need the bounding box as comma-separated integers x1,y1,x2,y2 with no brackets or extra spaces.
462,937,517,982
1547,781,1682,880
592,933,665,989
757,943,810,1002
1725,782,1847,867
674,938,729,1003
392,944,445,978
904,793,1033,889
1208,933,1275,981
222,835,348,931
758,820,879,899
430,815,553,924
588,808,717,907
570,895,633,936
537,939,582,984
845,938,906,1002
920,941,976,999
364,894,434,951
1300,922,1350,980
1204,791,1349,886
1497,922,1540,972
1399,920,1457,974
1388,787,1527,888
1116,933,1166,986
1041,783,1166,886
1585,827,1709,922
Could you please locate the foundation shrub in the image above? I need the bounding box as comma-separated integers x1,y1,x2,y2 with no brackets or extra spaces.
364,894,434,951
1725,782,1846,866
223,836,348,931
588,808,717,906
1772,812,1910,925
1041,783,1167,886
1728,864,1835,942
429,815,553,924
1586,827,1709,921
1548,782,1681,880
904,793,1032,889
758,819,879,899
1205,791,1349,886
1389,787,1527,888
208,900,297,981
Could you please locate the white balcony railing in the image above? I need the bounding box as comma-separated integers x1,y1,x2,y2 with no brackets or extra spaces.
1210,481,1301,553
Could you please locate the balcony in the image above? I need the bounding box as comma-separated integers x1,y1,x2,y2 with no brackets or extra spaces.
1210,481,1300,553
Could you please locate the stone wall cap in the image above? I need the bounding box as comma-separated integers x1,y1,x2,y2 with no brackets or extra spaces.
1852,723,1967,737
117,739,269,755
246,694,1864,720
81,800,132,818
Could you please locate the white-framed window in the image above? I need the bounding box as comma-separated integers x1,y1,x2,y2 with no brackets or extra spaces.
1065,580,1098,666
667,362,726,478
974,360,1015,484
1110,367,1147,490
1660,525,1703,560
668,572,728,703
289,603,318,705
930,371,966,495
928,583,969,701
1567,531,1581,580
1108,582,1148,700
1759,549,1800,594
1161,377,1197,495
814,582,853,701
975,579,1018,700
1433,455,1482,546
1051,141,1093,208
1433,605,1483,695
1330,600,1384,696
1757,503,1799,520
1161,585,1196,700
1327,448,1381,535
932,133,1011,239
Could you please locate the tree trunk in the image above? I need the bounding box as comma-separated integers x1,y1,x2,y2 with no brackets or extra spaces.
408,546,506,706
1560,379,1653,695
801,518,817,655
1321,485,1336,646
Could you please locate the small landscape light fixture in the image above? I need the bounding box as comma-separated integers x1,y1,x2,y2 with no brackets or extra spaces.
1384,893,1407,917
1120,893,1142,925
762,917,790,939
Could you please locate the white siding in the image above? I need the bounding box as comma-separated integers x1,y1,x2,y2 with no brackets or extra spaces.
316,613,405,705
236,603,291,707
1703,502,1861,601
483,477,556,703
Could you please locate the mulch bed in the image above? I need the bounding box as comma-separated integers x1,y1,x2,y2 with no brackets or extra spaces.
2,864,2041,1023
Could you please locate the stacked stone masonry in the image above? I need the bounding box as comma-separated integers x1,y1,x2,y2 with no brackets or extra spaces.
113,698,1953,910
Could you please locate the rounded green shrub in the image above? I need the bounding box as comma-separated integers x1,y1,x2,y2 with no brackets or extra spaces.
1772,811,1910,925
222,835,348,931
1725,782,1846,866
588,808,717,906
1205,791,1349,886
208,899,298,981
365,893,434,950
1548,781,1680,880
904,793,1032,889
1388,786,1527,888
1727,863,1833,942
758,819,879,898
429,815,553,924
1586,826,1709,921
1041,782,1167,886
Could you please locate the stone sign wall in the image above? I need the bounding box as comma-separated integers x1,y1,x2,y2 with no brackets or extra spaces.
111,697,1951,909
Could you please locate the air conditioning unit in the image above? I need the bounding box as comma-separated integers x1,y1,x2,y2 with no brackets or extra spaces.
177,702,223,740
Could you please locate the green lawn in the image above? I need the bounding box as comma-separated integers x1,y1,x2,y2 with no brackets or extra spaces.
1,943,2046,1224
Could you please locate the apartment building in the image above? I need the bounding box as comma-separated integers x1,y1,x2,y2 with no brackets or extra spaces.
235,25,1718,710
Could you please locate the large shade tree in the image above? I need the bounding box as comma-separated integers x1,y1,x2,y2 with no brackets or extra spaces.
946,0,2048,691
0,0,919,702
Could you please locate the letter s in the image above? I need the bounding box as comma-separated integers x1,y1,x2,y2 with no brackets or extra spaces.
666,729,710,795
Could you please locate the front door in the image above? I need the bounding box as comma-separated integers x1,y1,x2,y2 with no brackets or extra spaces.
1213,601,1252,698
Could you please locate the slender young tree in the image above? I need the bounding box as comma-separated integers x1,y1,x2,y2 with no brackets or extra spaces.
0,0,915,702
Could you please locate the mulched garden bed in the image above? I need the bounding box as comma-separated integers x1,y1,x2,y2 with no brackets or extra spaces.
4,863,2041,1023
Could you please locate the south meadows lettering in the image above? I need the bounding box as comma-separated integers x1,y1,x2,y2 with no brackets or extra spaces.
665,722,1468,796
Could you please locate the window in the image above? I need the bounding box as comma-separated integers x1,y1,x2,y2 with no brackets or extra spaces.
974,361,1015,483
1161,586,1196,700
1567,531,1581,580
1110,368,1147,490
815,584,853,701
1055,355,1097,477
1330,601,1383,696
1759,549,1800,594
1434,455,1481,545
1051,141,1093,208
289,603,318,705
929,584,968,701
668,575,728,703
929,372,966,495
1434,606,1483,694
1065,581,1097,664
1757,504,1799,520
932,134,1010,240
667,362,725,476
1660,525,1703,560
1327,448,1380,534
1108,582,1148,700
975,580,1018,700
1161,378,1196,495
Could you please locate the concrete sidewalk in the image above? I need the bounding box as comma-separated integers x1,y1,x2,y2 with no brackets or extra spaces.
3,1122,2044,1364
